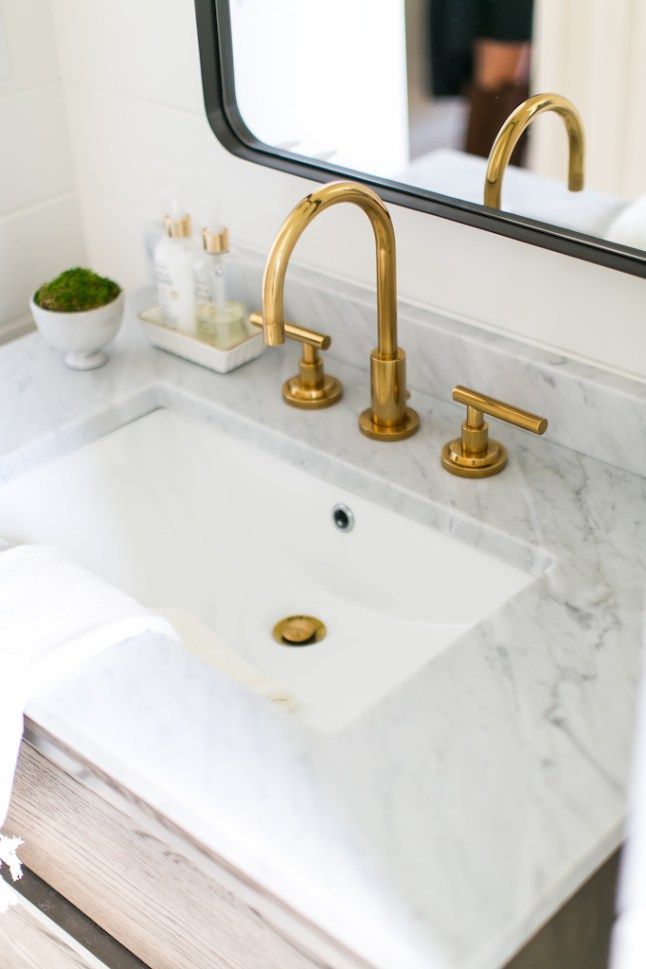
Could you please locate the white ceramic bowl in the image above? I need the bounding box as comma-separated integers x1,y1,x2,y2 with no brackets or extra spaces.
29,291,125,370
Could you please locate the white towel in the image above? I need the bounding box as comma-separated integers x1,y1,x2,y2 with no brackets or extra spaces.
0,545,178,826
158,607,296,710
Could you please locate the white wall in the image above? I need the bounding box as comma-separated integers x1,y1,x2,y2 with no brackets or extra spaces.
0,0,85,338
46,0,646,380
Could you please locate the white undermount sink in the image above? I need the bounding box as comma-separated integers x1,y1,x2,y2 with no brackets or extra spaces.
0,409,534,730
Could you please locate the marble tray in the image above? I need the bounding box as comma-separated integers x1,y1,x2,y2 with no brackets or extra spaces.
138,306,264,374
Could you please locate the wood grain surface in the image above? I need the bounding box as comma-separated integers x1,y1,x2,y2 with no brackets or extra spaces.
0,890,105,969
5,742,329,969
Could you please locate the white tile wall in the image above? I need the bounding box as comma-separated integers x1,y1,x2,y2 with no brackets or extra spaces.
0,0,85,332
52,0,204,113
0,194,85,324
0,0,60,96
77,191,152,290
63,82,215,207
50,0,220,291
0,83,75,215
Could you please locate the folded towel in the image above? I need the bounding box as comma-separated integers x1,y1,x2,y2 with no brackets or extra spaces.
158,607,296,710
0,545,177,825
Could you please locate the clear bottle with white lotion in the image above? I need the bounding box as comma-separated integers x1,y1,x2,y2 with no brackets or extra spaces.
193,226,249,349
154,211,196,332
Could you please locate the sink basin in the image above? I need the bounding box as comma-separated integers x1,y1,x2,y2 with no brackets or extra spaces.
0,409,534,730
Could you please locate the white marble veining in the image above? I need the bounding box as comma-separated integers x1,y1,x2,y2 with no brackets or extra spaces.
229,248,646,478
0,290,644,969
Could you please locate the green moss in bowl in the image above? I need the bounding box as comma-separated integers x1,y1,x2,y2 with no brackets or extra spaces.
34,268,121,313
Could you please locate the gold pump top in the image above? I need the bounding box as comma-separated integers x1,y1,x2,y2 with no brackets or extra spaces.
262,180,398,359
164,213,192,239
202,226,229,254
484,93,585,209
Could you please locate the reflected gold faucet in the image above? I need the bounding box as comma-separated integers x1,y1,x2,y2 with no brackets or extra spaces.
260,181,419,441
484,93,585,209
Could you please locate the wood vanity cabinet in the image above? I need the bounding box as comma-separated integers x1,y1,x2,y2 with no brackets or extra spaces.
5,736,336,969
4,733,618,969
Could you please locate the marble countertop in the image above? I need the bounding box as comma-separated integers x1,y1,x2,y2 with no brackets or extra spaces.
1,293,645,969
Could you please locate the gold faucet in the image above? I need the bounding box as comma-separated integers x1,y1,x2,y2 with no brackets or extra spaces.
484,93,585,209
260,181,419,441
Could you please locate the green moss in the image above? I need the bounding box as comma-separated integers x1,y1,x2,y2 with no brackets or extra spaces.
34,268,121,313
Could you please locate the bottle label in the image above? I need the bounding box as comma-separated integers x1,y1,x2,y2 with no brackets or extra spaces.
154,262,179,329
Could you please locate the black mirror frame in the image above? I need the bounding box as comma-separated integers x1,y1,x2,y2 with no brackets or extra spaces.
195,0,646,280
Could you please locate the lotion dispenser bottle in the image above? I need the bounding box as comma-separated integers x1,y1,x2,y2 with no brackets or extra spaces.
193,223,249,348
154,201,196,332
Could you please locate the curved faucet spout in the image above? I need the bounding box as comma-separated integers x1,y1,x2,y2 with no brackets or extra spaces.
484,93,585,209
262,181,398,359
260,180,418,441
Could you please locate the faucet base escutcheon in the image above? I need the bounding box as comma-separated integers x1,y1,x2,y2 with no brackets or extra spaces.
283,373,342,409
359,407,420,441
441,438,508,478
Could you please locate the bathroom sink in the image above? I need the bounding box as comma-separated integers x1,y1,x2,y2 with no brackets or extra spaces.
0,409,533,730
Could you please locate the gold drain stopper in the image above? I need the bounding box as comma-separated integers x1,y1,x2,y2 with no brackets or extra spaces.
272,615,327,647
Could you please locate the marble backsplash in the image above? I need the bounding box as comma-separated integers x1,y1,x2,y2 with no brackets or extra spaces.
231,247,646,478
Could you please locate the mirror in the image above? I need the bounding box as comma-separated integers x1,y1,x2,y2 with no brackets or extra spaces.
196,0,646,278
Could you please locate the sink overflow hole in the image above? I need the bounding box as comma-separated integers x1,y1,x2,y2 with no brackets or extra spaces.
332,504,354,532
272,615,327,647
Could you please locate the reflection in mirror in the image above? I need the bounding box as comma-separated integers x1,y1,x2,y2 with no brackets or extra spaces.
483,92,584,209
228,0,646,253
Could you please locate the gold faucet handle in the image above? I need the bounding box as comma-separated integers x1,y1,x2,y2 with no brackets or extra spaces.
441,385,548,478
249,311,342,410
249,311,330,350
